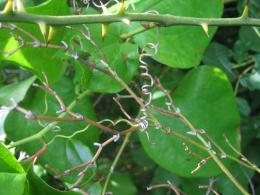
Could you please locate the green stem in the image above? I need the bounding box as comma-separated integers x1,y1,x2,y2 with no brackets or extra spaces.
7,90,91,149
101,133,132,195
234,65,254,95
232,59,254,69
0,12,259,27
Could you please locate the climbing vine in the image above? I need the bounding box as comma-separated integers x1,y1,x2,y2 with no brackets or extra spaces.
0,0,259,194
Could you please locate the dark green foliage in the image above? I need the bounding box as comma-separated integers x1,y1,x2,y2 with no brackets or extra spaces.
0,0,259,194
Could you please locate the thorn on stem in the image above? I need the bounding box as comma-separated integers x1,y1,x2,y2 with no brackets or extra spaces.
241,5,249,18
38,22,47,42
201,23,209,37
3,0,14,14
117,0,125,15
16,0,25,13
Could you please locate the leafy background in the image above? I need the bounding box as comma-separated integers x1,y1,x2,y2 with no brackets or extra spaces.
0,0,259,194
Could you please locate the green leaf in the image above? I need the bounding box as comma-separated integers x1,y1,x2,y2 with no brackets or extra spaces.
0,173,27,195
0,0,5,8
130,147,156,170
240,116,260,148
151,168,182,195
42,138,95,183
73,60,92,91
129,0,223,68
0,0,70,82
4,77,99,183
215,164,254,195
233,40,250,63
256,187,260,195
239,27,260,53
24,0,47,7
68,20,139,93
87,41,139,93
86,182,102,195
236,97,250,117
0,143,26,195
237,0,260,18
0,143,24,173
27,167,78,195
107,173,138,195
139,66,240,177
0,76,36,106
202,42,235,79
5,77,99,148
240,71,260,91
151,167,209,195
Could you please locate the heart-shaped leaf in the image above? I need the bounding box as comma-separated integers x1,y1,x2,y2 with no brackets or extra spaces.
0,76,36,106
0,143,26,195
129,0,223,68
0,0,70,82
4,77,99,182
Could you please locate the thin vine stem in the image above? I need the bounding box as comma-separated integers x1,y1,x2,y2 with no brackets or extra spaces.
153,81,250,195
7,90,91,149
0,13,259,27
157,106,250,194
172,113,250,195
168,127,258,173
101,132,132,195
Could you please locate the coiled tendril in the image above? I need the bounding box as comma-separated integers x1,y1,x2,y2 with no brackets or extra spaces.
138,20,160,133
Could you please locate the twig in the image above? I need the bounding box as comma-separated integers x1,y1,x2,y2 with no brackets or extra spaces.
24,40,111,76
113,94,133,120
121,23,156,40
154,78,176,111
13,105,139,135
234,65,254,95
172,113,249,194
0,24,112,76
0,23,38,41
191,156,212,174
152,83,250,195
147,180,181,195
55,135,121,189
199,185,219,195
182,142,205,159
12,79,120,135
7,90,91,148
65,25,160,127
224,134,260,173
101,132,132,195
